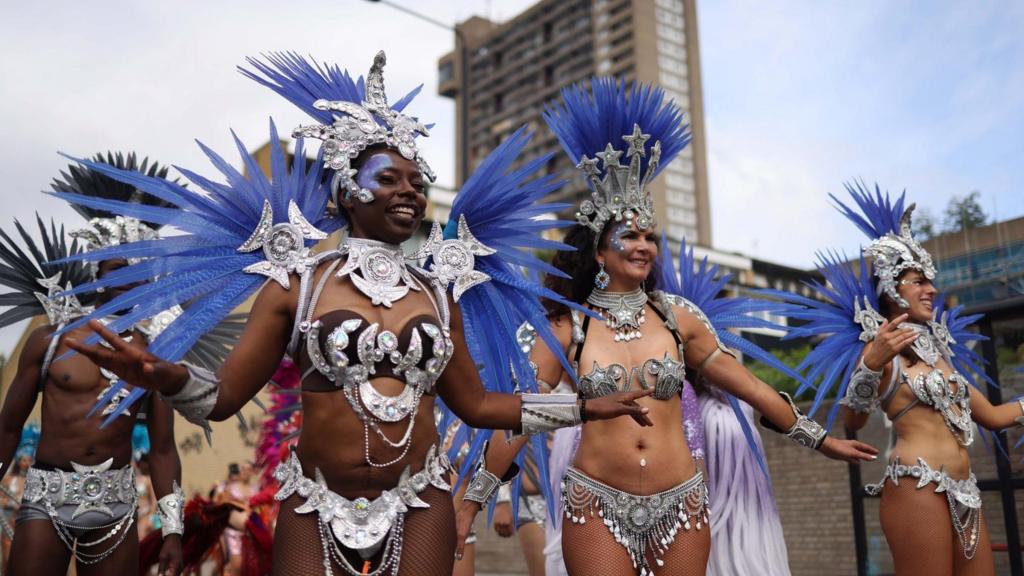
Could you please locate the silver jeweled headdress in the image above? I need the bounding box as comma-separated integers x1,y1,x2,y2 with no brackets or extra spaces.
291,51,436,206
864,204,936,308
575,124,659,238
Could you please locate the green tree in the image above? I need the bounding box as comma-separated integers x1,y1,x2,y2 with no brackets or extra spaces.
746,345,811,397
943,191,988,233
914,206,939,241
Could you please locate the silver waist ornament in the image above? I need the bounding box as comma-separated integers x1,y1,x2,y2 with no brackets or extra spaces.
274,446,452,576
865,456,981,559
587,288,648,341
561,467,709,576
23,459,138,564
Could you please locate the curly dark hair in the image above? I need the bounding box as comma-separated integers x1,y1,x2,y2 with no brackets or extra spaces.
544,222,661,318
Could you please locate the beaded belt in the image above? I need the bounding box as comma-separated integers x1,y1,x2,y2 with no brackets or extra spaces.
562,467,709,576
22,459,137,565
24,458,135,517
274,445,453,576
865,456,981,559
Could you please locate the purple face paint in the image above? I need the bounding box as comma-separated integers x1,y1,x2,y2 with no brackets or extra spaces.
355,153,394,194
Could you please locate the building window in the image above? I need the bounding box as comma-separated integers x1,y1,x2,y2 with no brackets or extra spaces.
659,71,685,90
657,40,686,59
438,61,454,84
655,0,684,12
658,54,687,75
655,8,685,28
656,23,685,44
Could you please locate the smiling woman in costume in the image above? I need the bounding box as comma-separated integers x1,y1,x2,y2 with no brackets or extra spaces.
54,52,651,576
775,184,1024,576
455,78,878,576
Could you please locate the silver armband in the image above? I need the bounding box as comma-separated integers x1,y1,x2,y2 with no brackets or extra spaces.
157,481,185,537
519,393,581,436
162,363,219,428
1016,399,1024,427
761,391,826,450
839,360,883,414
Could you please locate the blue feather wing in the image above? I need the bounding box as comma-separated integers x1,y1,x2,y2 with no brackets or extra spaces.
51,119,340,424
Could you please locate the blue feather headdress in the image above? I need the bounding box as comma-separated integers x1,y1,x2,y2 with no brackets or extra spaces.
832,181,936,309
543,77,690,237
241,51,434,206
658,236,808,471
49,119,341,424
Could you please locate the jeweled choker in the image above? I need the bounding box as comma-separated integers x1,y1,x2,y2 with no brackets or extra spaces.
587,288,648,342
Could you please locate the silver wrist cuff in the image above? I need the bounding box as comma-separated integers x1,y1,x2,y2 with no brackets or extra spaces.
163,363,219,428
1016,399,1024,427
157,481,185,537
519,393,581,436
839,360,883,414
463,466,502,505
774,391,827,450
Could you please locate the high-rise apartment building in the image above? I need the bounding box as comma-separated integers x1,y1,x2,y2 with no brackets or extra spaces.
437,0,710,246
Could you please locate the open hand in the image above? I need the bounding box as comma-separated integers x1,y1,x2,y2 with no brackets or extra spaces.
819,436,879,464
454,500,481,561
65,319,189,394
585,389,655,426
863,314,917,371
158,534,183,576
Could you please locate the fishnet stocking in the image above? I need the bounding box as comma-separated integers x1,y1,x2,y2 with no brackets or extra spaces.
561,507,709,576
880,479,994,576
271,488,454,576
396,487,455,576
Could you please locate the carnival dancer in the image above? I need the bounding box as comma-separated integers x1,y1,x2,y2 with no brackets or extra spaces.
454,78,878,576
0,155,186,576
56,52,652,576
770,183,1024,575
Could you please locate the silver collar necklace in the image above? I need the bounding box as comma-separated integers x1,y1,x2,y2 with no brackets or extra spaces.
337,235,420,308
587,288,648,342
905,321,951,367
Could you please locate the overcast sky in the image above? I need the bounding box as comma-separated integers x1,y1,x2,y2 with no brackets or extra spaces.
2,0,1023,356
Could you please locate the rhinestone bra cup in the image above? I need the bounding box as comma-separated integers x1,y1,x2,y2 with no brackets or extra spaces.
303,313,454,421
578,353,685,401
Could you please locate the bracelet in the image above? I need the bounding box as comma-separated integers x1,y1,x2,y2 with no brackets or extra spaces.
1015,398,1024,427
162,363,219,429
519,393,581,436
760,391,827,450
157,481,185,537
839,359,883,414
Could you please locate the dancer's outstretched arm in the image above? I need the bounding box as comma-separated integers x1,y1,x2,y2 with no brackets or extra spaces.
679,306,879,464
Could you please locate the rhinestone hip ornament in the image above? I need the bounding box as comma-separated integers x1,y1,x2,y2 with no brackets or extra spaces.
594,263,611,289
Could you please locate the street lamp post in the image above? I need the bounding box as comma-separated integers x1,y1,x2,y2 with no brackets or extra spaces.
364,0,470,186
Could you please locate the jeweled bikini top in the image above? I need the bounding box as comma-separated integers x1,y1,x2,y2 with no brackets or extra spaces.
880,319,973,447
293,237,454,398
570,291,687,401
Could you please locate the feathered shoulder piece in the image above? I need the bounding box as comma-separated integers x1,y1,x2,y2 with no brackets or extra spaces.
543,77,690,237
240,51,433,206
0,215,94,328
428,127,581,495
658,236,807,468
48,120,341,421
761,250,881,425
